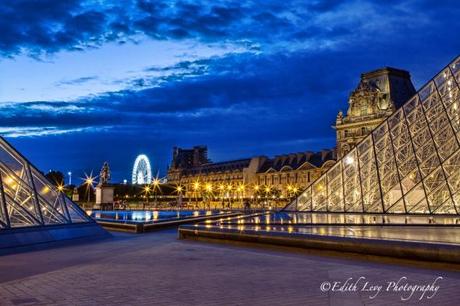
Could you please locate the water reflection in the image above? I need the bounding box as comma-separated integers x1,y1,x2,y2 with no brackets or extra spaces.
219,212,460,226
89,210,227,224
197,223,460,244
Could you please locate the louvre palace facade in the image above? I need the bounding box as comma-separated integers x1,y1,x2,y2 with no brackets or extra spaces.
166,65,427,202
167,146,336,198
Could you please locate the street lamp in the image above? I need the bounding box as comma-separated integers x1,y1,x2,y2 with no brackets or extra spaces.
152,178,160,206
176,185,183,209
264,186,271,210
67,171,72,185
192,181,200,208
83,172,95,206
144,185,151,209
205,183,212,209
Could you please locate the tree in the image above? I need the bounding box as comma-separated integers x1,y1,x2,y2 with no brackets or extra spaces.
45,170,64,186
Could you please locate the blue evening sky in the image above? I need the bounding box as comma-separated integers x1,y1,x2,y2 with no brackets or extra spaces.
0,0,459,182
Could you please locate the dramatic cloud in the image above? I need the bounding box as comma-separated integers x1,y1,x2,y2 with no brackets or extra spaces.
3,0,458,58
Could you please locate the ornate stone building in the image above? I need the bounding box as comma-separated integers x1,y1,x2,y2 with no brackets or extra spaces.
335,67,416,158
167,146,336,198
167,67,417,201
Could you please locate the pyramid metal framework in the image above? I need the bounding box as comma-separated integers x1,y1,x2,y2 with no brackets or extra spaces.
0,137,92,229
286,55,460,215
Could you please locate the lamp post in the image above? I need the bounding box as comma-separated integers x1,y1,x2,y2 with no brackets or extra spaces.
67,171,72,186
84,173,95,207
253,185,260,209
152,178,160,207
176,185,183,209
193,181,200,209
205,183,212,209
264,186,271,210
218,184,225,209
144,185,151,209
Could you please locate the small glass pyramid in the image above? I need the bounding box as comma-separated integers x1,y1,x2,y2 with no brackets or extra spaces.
0,137,92,229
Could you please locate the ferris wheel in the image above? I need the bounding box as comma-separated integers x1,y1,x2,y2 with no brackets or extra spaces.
132,154,152,184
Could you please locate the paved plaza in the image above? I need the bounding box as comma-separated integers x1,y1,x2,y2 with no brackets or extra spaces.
0,229,459,306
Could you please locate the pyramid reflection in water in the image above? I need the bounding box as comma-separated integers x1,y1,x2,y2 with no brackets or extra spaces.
0,137,91,230
286,55,460,215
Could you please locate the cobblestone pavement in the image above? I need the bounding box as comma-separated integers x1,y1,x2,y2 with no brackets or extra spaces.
0,229,459,306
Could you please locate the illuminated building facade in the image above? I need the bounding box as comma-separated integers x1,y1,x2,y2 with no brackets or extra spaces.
167,147,335,198
335,67,416,158
287,55,460,215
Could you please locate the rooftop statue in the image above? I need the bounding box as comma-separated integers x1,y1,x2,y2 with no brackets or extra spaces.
99,161,111,185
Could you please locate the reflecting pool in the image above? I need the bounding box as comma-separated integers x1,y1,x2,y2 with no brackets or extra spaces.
88,210,228,224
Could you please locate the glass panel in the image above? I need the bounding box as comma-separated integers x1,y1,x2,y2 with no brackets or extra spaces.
30,168,69,224
359,143,382,213
0,166,41,226
311,176,327,211
434,126,458,161
343,149,361,212
419,81,436,106
327,162,343,211
423,166,446,194
427,184,451,213
444,101,460,133
387,199,405,213
450,56,460,84
405,182,427,213
295,187,312,211
400,169,421,194
65,197,90,223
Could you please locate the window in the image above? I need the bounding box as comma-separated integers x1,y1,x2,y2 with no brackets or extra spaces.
361,103,368,115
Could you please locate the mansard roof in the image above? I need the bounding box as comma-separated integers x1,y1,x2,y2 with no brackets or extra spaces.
181,158,251,175
258,150,335,173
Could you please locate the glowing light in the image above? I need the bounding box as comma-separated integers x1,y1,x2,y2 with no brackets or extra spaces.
205,183,212,192
4,176,14,186
57,185,64,192
176,185,183,193
132,154,152,184
345,156,354,165
193,181,200,190
83,171,96,187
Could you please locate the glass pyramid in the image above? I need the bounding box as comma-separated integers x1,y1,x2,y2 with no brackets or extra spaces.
286,55,460,215
0,137,92,229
